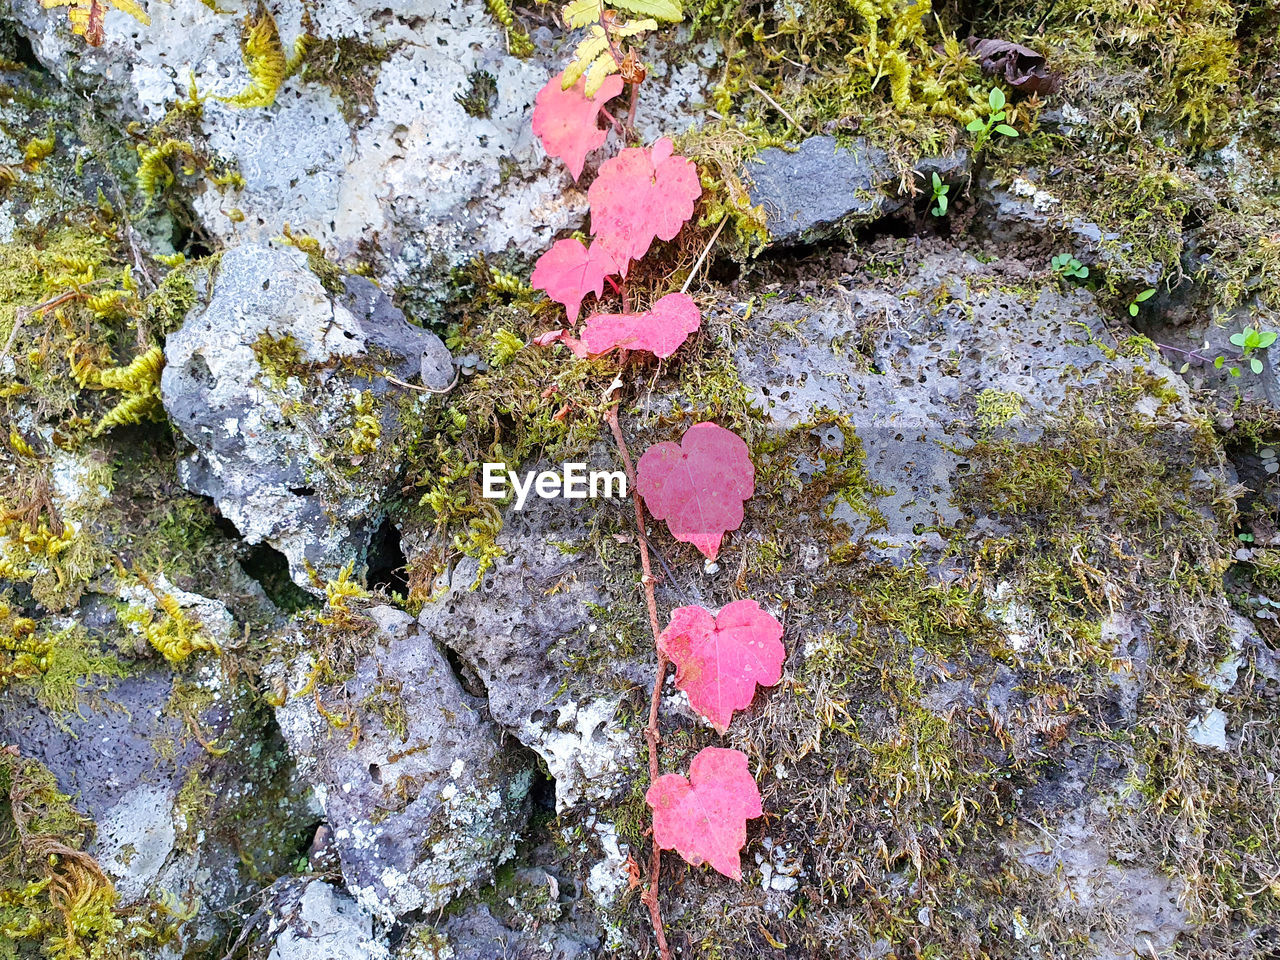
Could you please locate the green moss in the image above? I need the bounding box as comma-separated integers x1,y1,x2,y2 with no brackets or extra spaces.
301,36,391,124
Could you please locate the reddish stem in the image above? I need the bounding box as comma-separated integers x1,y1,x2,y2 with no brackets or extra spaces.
605,402,671,960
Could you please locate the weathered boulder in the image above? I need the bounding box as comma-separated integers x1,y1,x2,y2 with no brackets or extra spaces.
161,243,450,589
745,136,968,243
271,605,534,918
6,0,717,307
415,483,640,813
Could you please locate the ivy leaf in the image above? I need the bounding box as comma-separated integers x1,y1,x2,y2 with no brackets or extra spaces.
531,238,617,324
580,292,701,358
589,137,701,274
647,747,762,880
659,600,784,732
531,70,625,180
637,422,755,560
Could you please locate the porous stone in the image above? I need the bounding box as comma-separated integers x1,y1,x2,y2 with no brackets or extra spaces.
270,605,534,918
266,879,389,960
161,243,449,589
415,487,640,813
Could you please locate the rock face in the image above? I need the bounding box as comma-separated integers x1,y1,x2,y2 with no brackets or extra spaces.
416,486,640,813
262,879,390,960
271,606,534,917
745,136,968,243
161,243,450,588
5,0,716,307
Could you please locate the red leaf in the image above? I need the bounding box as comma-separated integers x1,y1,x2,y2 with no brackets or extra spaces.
530,328,588,358
531,71,625,181
580,292,701,358
531,239,617,325
659,600,784,732
588,137,701,274
647,747,762,880
637,422,754,560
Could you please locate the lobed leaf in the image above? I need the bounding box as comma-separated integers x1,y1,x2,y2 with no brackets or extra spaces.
588,136,700,274
637,421,754,560
531,238,617,324
532,69,624,180
647,747,762,879
580,292,700,358
659,600,784,732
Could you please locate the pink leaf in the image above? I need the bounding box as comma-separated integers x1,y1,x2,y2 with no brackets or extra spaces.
659,600,784,732
636,422,754,560
580,292,701,358
531,71,625,181
588,136,701,274
530,328,588,358
647,747,762,880
531,239,617,325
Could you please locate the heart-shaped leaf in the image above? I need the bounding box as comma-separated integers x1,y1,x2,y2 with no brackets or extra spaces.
588,136,700,274
531,70,625,181
647,747,762,880
659,600,784,732
580,292,701,358
637,422,755,560
531,238,617,325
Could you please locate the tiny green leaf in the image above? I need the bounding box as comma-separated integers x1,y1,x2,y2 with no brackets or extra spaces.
1214,356,1225,369
1135,288,1155,303
1230,332,1247,348
1179,362,1190,373
1259,331,1278,349
1252,357,1264,374
1129,303,1139,316
988,87,1005,111
995,124,1019,137
966,118,985,133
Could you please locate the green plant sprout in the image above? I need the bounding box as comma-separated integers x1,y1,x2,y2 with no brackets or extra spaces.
966,87,1018,152
1128,288,1156,316
1222,325,1277,375
929,172,949,217
1051,253,1089,279
1153,325,1278,377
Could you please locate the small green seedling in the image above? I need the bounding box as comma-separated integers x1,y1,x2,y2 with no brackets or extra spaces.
1229,325,1277,374
966,87,1019,152
929,172,949,217
1051,253,1089,279
1128,288,1155,316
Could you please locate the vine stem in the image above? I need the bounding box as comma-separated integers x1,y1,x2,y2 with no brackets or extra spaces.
605,401,671,960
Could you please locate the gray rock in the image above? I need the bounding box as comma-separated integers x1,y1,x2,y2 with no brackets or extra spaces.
8,0,717,310
266,880,388,960
745,137,970,243
270,605,534,918
974,170,1165,287
161,243,450,589
746,136,896,242
730,249,1180,554
416,488,639,813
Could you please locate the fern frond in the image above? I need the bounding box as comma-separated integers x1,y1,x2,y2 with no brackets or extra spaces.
608,0,681,22
563,27,611,88
220,5,310,109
